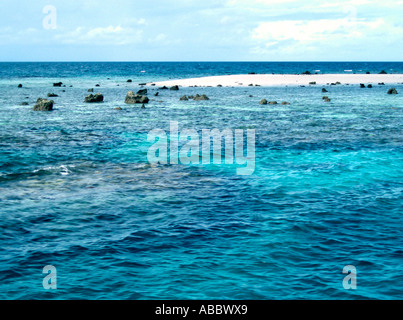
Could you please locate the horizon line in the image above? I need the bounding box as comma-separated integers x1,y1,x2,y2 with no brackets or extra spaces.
1,60,403,63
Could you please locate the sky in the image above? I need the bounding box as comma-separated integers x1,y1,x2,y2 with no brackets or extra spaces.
0,0,402,61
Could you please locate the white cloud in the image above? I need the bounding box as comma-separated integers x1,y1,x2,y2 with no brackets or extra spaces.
86,26,124,38
0,27,42,45
228,0,296,5
54,25,144,45
137,18,147,25
252,18,384,43
250,16,403,59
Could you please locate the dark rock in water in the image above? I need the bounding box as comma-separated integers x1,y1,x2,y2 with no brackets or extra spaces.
248,72,256,74
151,83,156,86
18,84,23,88
127,79,132,83
260,99,268,105
366,71,370,74
335,81,341,85
85,93,104,103
367,84,373,88
33,98,53,111
53,82,63,87
309,81,316,85
170,85,179,91
360,84,366,88
378,82,385,85
187,95,194,99
139,83,147,86
248,84,254,86
193,94,209,101
322,88,328,93
255,84,261,87
217,84,223,87
137,89,148,95
281,101,290,105
154,92,159,97
114,107,123,110
268,101,277,105
47,93,58,97
88,88,94,92
387,88,398,94
125,91,149,104
379,70,387,74
20,102,29,106
138,96,149,103
95,84,100,87
141,104,146,109
322,96,331,102
159,86,169,90
249,95,253,97
301,71,311,75
180,95,189,101
69,85,73,87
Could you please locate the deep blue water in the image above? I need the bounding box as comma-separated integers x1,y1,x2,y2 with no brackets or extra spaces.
0,62,402,300
1,61,403,81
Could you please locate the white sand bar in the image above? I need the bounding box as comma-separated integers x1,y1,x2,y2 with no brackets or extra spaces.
150,74,403,87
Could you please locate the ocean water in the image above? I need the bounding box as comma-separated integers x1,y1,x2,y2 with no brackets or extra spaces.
0,62,402,300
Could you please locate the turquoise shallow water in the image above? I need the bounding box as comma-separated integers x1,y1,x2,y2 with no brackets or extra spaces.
0,62,402,299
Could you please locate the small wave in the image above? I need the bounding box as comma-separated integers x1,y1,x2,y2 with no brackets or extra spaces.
33,164,75,176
